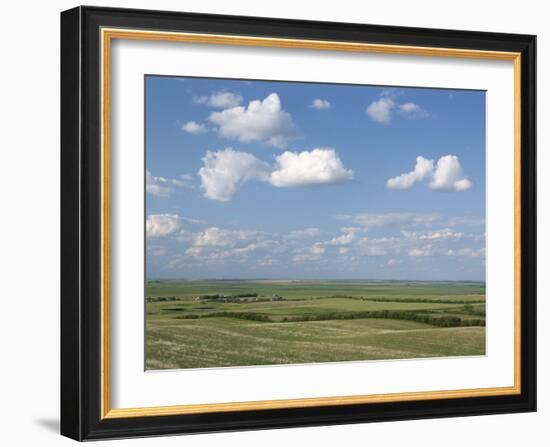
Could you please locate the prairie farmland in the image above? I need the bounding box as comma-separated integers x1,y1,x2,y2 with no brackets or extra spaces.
145,280,485,370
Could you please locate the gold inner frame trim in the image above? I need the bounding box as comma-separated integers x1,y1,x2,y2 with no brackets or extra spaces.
100,27,522,419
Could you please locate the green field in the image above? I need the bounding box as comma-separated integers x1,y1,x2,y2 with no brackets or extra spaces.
146,280,485,369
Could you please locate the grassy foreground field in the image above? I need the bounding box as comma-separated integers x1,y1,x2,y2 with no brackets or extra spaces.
146,280,485,369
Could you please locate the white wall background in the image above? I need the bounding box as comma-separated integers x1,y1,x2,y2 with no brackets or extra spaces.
0,0,546,445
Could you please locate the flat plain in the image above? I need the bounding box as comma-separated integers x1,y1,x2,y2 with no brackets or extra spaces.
145,280,485,370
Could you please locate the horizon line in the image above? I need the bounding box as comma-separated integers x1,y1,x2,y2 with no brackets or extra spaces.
146,277,486,283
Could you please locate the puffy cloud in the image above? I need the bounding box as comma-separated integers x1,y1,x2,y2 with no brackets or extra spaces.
420,230,464,240
192,227,230,247
310,243,326,255
446,247,485,258
332,212,485,265
398,102,426,117
367,90,426,123
304,228,361,260
408,243,485,259
355,237,391,256
278,218,484,265
408,245,433,257
147,213,486,274
259,255,278,266
193,91,243,108
197,148,269,202
181,121,207,134
453,179,474,191
192,227,256,248
337,212,442,228
399,102,421,113
293,243,325,263
209,93,299,148
386,155,472,192
146,170,192,197
197,147,353,201
366,97,395,123
269,148,353,187
146,214,181,238
185,227,283,261
146,171,172,197
325,230,357,246
386,156,434,190
402,229,465,241
456,247,486,257
310,99,331,110
429,155,473,191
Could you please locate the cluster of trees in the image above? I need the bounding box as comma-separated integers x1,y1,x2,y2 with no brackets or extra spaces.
176,309,485,328
177,311,271,322
281,310,485,327
200,293,260,302
198,293,285,304
461,303,486,316
146,296,178,302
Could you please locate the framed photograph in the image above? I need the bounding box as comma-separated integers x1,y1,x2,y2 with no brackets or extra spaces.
60,6,536,441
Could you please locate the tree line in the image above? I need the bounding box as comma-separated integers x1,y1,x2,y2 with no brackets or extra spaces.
176,310,485,327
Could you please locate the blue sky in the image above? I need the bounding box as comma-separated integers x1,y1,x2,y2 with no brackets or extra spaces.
145,76,486,281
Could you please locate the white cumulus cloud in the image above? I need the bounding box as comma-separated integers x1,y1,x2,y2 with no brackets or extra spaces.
386,156,434,190
197,148,269,202
192,227,256,248
310,99,331,110
337,212,442,228
197,147,353,201
408,245,433,257
386,155,472,192
310,243,326,255
398,102,426,117
457,247,485,257
325,229,357,246
403,229,465,241
181,121,207,134
193,91,243,108
185,227,282,262
269,148,353,188
367,90,427,124
146,214,180,238
429,155,473,191
209,93,299,148
293,243,325,263
366,97,395,123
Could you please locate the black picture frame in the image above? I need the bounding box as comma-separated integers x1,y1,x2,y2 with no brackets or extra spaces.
61,5,536,441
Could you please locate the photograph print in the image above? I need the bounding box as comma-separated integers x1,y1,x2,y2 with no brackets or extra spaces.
145,76,486,371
